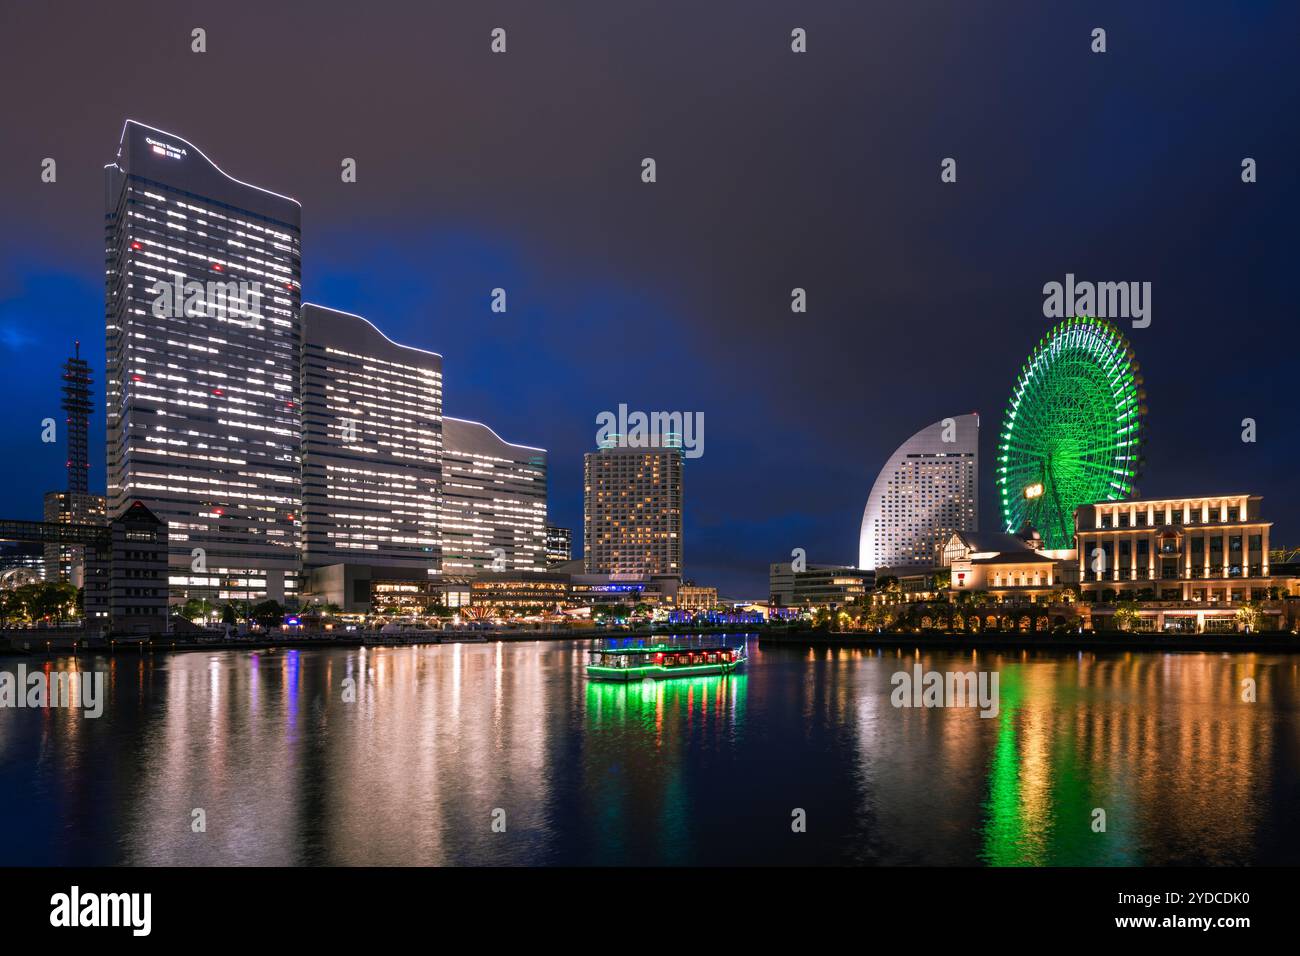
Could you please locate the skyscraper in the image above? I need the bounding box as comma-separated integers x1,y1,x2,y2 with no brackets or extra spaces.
441,417,547,573
104,120,302,604
583,445,683,575
301,304,443,571
858,413,978,571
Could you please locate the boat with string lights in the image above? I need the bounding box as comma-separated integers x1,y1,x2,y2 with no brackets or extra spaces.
585,638,747,681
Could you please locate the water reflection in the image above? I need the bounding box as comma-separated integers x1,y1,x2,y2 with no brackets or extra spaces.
0,642,1295,865
584,675,746,864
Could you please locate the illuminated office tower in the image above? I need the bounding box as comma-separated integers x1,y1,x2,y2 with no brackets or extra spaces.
858,413,978,571
583,445,683,575
301,304,442,570
104,120,302,604
441,417,547,573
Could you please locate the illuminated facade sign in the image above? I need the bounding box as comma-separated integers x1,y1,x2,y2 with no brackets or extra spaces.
144,136,187,160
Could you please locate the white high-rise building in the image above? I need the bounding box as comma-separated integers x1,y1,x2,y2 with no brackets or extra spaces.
104,121,302,604
441,418,547,573
859,413,978,571
301,305,443,571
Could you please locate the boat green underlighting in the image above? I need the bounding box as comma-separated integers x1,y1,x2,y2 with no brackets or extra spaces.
587,661,745,679
586,643,747,681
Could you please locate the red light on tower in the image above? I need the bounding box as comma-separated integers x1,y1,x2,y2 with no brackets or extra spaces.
130,241,142,251
211,263,223,272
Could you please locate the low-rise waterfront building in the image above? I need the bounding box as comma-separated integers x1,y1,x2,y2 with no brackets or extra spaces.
732,602,801,622
569,573,684,609
302,562,438,616
941,528,1073,603
1076,493,1288,632
677,582,718,610
792,566,874,607
435,569,691,614
109,500,168,634
770,562,871,607
465,571,571,612
872,566,942,603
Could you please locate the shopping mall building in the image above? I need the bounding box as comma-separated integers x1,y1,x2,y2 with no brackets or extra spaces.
1075,494,1295,632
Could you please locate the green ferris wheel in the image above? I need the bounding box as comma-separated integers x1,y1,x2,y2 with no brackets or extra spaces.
996,317,1146,550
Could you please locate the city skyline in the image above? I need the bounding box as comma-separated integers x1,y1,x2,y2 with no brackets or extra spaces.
5,0,1300,899
2,3,1297,598
95,117,561,609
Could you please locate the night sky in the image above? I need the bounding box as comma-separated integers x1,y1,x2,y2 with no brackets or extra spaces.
1,1,1297,597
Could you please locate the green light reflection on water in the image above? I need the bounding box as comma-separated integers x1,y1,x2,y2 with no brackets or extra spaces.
584,673,748,863
979,664,1140,866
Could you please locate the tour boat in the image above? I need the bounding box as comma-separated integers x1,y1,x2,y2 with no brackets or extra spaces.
586,642,747,681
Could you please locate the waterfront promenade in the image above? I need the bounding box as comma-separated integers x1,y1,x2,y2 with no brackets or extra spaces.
5,621,1299,657
764,627,1300,654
